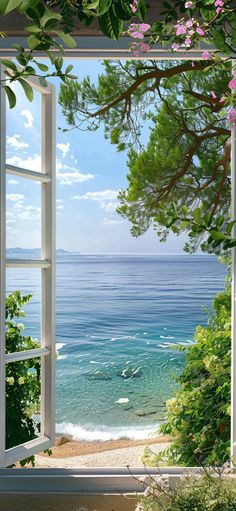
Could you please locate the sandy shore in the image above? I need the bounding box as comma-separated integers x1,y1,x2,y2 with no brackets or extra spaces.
35,436,171,467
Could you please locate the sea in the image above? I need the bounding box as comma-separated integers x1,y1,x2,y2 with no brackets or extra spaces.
6,253,226,441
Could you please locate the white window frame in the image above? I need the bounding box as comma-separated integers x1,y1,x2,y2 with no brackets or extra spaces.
0,65,56,468
0,39,235,493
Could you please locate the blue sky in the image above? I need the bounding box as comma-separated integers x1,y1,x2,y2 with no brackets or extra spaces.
6,59,186,253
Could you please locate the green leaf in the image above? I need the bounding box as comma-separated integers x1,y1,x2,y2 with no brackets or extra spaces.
40,7,61,28
1,59,17,71
65,64,74,74
4,86,16,108
99,7,123,40
39,76,48,88
25,24,41,34
181,205,188,216
35,62,49,72
18,78,34,102
193,208,202,225
18,0,40,11
113,1,131,21
0,0,21,15
210,230,227,241
54,31,76,49
27,34,41,50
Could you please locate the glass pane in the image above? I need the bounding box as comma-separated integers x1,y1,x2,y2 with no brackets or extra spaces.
6,359,41,450
6,81,42,171
6,268,41,347
6,175,41,253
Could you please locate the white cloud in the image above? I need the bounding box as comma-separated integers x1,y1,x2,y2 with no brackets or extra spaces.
72,189,119,212
57,142,70,158
7,135,29,150
21,109,34,128
18,205,41,220
7,154,41,172
100,201,118,212
6,193,24,202
8,179,18,185
72,190,119,202
103,218,123,225
57,162,94,186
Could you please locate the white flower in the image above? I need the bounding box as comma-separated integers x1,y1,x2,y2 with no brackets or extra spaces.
6,377,14,385
18,377,25,385
17,323,25,331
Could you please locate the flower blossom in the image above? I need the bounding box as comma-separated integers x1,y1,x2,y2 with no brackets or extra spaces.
229,78,236,90
185,1,193,7
130,0,138,13
214,0,224,13
202,50,211,60
210,91,217,99
228,109,236,128
128,23,150,39
172,43,179,51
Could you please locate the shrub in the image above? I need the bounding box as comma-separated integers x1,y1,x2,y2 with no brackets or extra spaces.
5,291,41,466
137,471,236,511
154,282,231,466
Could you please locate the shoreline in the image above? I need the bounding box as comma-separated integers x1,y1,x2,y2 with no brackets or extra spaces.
35,435,171,467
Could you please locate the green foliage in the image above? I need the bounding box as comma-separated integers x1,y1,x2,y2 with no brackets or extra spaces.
5,291,41,466
152,282,231,466
138,472,236,511
59,60,233,254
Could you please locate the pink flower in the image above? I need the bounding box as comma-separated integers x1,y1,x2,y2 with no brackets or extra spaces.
139,23,151,32
229,78,236,90
188,29,195,35
214,0,224,6
130,31,144,38
216,6,224,13
185,37,191,47
191,62,195,67
140,42,151,52
185,1,193,7
196,26,205,36
128,23,150,39
202,50,211,59
227,109,236,128
186,19,193,28
219,96,226,103
210,91,217,99
130,3,137,12
171,43,179,51
175,24,187,35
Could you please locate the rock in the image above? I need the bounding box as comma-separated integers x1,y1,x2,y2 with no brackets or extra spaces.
145,409,158,416
86,370,112,381
134,409,146,417
55,435,71,447
116,398,129,404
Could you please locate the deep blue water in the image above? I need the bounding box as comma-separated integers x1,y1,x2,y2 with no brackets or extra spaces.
6,254,226,440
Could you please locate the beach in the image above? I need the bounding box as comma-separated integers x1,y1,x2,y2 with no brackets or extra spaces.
35,435,171,467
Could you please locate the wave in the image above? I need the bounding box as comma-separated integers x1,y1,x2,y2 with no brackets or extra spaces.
160,335,175,339
56,342,66,351
56,422,159,442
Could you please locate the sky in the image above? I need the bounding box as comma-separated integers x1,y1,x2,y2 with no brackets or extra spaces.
6,59,187,254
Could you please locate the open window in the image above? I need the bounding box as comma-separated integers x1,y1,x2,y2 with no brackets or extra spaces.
0,45,235,496
0,65,56,467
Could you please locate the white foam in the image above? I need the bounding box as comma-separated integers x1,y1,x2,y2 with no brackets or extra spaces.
56,342,66,351
56,422,158,441
160,335,175,339
116,398,129,404
58,354,68,360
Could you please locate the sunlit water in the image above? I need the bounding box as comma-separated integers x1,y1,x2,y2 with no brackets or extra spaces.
6,253,226,440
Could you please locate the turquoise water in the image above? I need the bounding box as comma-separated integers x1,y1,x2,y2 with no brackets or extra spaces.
6,254,226,440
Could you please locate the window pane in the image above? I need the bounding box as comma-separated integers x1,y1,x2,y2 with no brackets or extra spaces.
6,359,41,450
6,268,41,346
6,175,41,253
6,81,42,171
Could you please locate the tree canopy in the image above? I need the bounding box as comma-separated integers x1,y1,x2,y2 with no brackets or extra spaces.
59,59,233,252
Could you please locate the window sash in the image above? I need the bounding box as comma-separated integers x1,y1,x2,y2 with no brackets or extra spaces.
0,65,56,467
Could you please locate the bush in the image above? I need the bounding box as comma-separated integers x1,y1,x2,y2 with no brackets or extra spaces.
5,291,41,466
137,471,236,511
156,282,231,466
